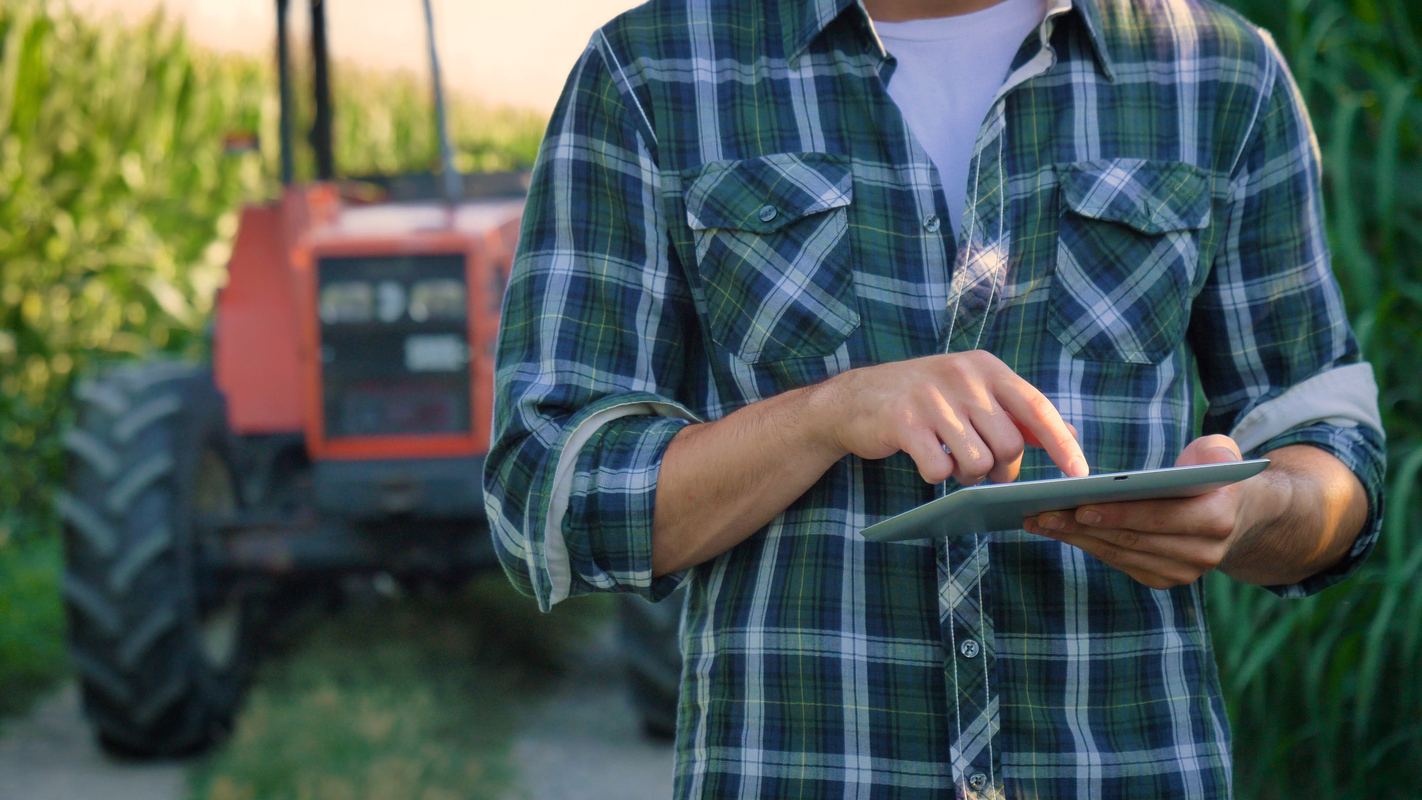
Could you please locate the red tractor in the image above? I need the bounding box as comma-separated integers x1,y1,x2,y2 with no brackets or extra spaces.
58,0,680,757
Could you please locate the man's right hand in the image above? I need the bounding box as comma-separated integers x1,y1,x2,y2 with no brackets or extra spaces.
810,350,1088,484
653,350,1085,575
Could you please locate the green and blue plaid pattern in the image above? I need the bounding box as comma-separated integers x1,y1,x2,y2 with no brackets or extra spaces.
484,0,1386,797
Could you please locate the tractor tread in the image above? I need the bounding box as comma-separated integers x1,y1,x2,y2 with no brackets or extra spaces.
131,676,190,729
115,362,196,396
62,573,123,638
114,394,184,444
118,605,179,670
105,453,174,515
56,492,118,558
107,524,172,594
75,378,130,417
63,428,120,480
70,648,135,706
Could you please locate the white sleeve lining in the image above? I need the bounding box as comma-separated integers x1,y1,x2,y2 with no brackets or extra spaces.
1228,362,1382,455
544,400,701,606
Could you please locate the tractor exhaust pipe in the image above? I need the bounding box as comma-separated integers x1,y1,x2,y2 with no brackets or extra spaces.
422,0,462,204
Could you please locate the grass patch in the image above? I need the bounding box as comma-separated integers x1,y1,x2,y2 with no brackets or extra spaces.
0,534,68,719
188,575,611,800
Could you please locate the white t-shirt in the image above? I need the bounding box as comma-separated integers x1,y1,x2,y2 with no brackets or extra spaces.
874,0,1046,236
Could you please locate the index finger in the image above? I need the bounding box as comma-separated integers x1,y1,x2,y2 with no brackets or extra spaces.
993,374,1088,477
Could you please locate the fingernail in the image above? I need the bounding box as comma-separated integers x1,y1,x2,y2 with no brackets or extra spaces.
1044,515,1065,531
1069,458,1088,477
1080,509,1102,525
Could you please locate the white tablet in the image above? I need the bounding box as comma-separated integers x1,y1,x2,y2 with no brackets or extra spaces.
859,459,1270,543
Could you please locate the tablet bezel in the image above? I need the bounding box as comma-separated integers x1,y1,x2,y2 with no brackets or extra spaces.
859,459,1271,543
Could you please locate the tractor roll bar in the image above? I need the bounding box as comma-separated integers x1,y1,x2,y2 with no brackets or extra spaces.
274,0,335,184
310,0,335,180
276,0,294,184
273,0,459,197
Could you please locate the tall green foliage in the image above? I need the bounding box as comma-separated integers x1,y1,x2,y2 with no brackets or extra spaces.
0,3,545,549
0,1,544,711
1211,0,1422,795
0,4,273,551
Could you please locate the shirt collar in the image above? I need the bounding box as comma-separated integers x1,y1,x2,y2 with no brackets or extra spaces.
780,0,871,64
781,0,1116,81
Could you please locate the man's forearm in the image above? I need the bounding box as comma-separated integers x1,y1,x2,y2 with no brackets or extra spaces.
1222,444,1369,586
650,352,1087,577
651,384,843,577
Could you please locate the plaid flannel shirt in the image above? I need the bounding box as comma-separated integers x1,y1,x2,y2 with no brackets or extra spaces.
484,0,1387,796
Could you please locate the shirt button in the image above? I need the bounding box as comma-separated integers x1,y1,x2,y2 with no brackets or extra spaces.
960,638,980,659
922,214,941,232
757,204,778,222
968,771,988,791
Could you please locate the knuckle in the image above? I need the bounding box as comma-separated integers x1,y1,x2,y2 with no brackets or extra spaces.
963,448,994,475
1149,575,1179,591
1097,541,1124,564
919,464,950,484
906,383,938,409
991,423,1026,459
1171,567,1203,587
1193,544,1227,571
1115,529,1142,550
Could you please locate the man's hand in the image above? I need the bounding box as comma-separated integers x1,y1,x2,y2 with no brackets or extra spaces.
816,350,1089,485
653,351,1085,576
1024,436,1368,590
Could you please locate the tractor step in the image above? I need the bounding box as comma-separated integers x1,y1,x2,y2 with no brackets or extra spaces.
205,515,498,577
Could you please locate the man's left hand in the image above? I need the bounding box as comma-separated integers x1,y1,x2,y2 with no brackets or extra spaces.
1023,435,1251,590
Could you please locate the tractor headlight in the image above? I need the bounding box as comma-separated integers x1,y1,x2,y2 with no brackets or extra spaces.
319,281,374,324
408,279,466,322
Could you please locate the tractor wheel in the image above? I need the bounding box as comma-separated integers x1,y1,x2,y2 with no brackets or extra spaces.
618,587,685,741
58,361,257,758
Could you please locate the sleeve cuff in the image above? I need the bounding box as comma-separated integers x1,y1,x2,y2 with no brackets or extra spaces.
1245,421,1387,598
532,393,700,608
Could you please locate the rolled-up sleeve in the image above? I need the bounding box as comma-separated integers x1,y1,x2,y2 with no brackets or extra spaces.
483,37,699,611
1189,34,1386,598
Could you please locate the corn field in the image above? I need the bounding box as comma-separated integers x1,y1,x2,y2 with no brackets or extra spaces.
0,1,544,713
1207,0,1422,795
0,0,1419,794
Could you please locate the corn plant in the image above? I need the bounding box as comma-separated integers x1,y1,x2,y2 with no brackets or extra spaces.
1212,0,1422,796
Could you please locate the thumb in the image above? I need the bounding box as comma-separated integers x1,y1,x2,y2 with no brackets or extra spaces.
1176,434,1242,467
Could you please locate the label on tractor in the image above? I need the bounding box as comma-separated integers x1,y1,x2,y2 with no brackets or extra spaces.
404,334,469,372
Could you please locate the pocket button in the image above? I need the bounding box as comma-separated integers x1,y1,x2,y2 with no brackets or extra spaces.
757,204,778,223
923,214,941,233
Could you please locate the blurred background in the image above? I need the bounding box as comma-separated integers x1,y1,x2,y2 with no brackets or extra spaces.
0,0,1418,798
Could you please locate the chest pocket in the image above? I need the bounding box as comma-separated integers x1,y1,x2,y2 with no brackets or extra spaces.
1049,159,1211,365
684,152,859,364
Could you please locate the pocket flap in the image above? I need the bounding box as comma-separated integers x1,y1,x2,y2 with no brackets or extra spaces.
684,152,852,234
1058,159,1210,234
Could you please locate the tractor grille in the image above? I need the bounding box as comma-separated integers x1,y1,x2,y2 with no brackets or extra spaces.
317,254,470,438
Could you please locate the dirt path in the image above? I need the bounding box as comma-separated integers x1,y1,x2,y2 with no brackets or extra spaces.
507,621,675,800
0,617,673,800
0,684,185,800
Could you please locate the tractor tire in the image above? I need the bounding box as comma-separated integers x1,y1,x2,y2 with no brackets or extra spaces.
618,587,685,741
59,361,257,758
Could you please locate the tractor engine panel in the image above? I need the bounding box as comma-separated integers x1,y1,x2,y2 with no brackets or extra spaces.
317,253,472,439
